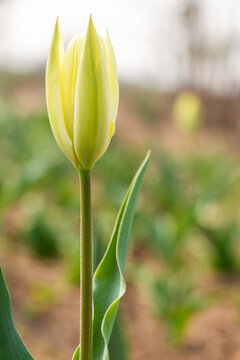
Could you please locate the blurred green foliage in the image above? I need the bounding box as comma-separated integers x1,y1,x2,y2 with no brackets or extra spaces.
1,92,240,347
24,215,59,258
151,272,206,345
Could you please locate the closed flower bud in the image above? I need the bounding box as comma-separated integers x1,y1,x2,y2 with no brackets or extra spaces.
46,15,119,170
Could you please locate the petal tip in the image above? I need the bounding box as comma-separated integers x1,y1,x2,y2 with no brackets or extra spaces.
88,13,94,27
55,16,60,30
87,13,98,37
86,13,99,46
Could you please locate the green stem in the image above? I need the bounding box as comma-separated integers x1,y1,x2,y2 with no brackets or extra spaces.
79,169,92,360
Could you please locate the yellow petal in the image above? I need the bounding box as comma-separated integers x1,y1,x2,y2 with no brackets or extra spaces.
74,16,111,169
46,18,78,166
105,31,119,127
62,35,84,140
94,121,114,163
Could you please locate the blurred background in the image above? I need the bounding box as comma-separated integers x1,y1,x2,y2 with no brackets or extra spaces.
1,0,240,359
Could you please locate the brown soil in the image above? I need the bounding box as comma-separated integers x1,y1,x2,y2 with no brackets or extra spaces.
123,284,240,360
2,246,240,360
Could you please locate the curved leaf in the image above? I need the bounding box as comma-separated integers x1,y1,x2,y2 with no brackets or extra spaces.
92,151,150,360
0,266,35,360
72,345,80,360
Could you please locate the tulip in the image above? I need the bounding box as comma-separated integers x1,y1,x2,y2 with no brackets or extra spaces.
46,15,119,170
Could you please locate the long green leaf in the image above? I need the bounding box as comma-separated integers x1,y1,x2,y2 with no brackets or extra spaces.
92,151,150,360
0,266,35,360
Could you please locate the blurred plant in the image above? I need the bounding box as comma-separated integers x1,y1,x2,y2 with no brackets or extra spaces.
198,223,239,273
173,91,202,133
133,266,206,346
24,215,59,258
151,273,205,345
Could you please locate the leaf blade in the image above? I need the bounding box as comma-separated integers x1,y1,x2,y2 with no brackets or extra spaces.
92,151,150,360
0,266,35,360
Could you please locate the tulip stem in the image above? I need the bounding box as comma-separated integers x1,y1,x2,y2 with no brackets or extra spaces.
79,169,93,360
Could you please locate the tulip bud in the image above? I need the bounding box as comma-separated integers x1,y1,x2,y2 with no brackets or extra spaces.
46,15,119,170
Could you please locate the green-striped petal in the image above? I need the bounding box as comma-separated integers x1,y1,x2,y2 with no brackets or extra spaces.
46,18,78,167
62,35,84,140
73,16,111,169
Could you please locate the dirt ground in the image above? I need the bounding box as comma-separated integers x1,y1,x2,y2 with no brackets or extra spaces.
1,246,240,360
123,284,240,360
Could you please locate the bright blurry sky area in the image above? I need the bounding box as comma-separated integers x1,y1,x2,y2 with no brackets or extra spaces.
0,0,240,90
